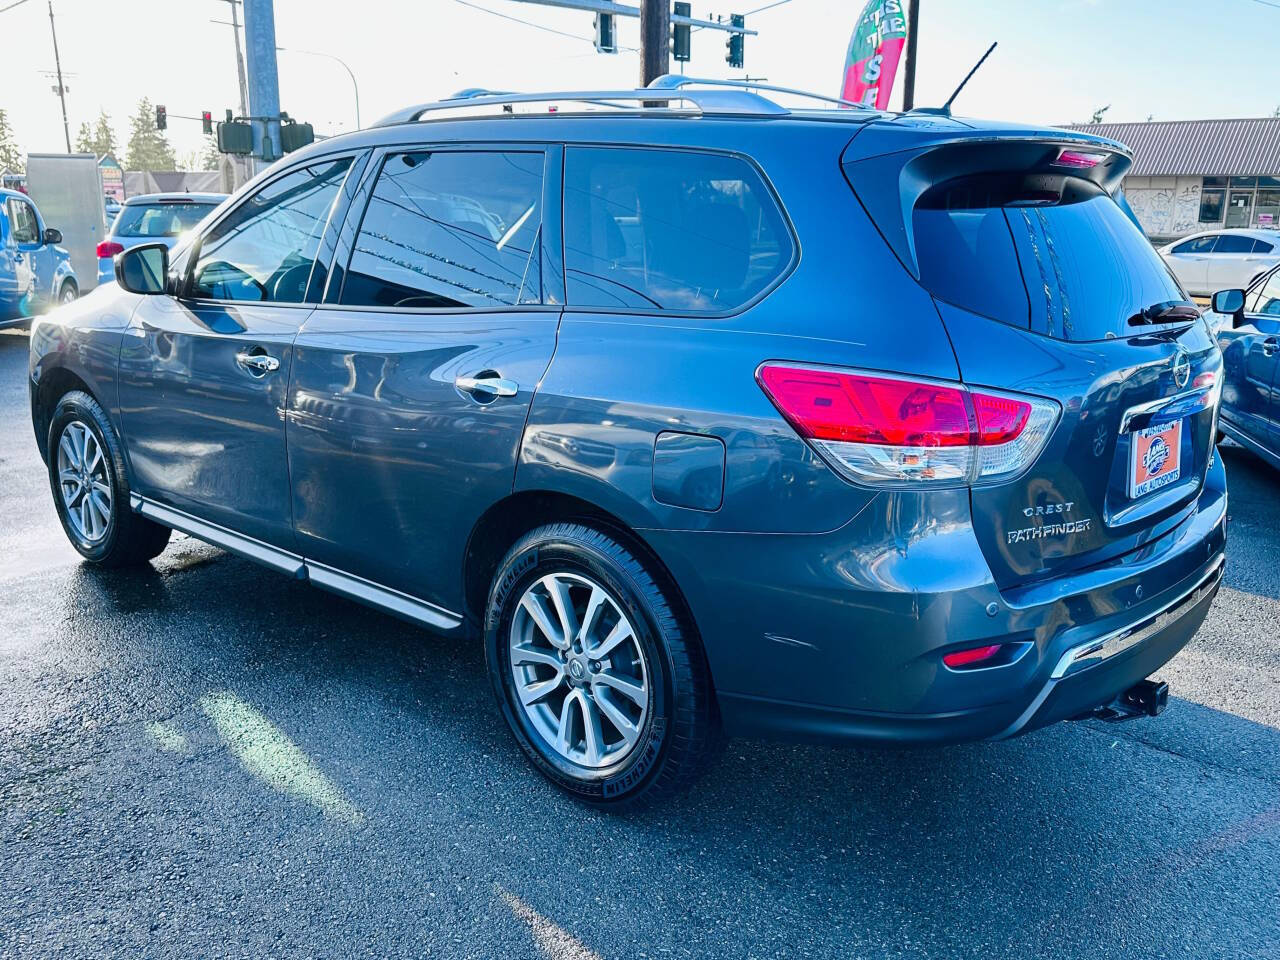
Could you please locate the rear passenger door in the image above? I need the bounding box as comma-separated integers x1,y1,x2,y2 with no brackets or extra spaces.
287,145,562,615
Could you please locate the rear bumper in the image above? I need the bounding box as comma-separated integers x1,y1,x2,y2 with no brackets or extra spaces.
643,452,1228,746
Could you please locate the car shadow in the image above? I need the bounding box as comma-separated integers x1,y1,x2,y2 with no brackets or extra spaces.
39,545,1280,959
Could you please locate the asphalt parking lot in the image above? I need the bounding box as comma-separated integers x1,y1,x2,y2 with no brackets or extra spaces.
1,326,1278,960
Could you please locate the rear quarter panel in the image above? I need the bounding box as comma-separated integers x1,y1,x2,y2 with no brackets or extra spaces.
518,120,963,536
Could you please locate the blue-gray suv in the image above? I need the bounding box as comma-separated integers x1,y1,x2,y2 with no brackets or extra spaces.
29,79,1228,805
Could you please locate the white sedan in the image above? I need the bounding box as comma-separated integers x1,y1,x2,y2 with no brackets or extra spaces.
1158,228,1280,297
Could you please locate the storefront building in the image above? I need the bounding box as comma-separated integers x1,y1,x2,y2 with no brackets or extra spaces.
1065,117,1280,243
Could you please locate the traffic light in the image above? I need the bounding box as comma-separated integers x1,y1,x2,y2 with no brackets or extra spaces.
725,14,744,69
280,120,314,154
217,120,254,156
672,2,691,62
594,12,616,53
155,104,167,130
201,111,213,135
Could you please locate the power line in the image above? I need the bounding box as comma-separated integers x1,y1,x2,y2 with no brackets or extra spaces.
453,0,594,43
0,0,36,13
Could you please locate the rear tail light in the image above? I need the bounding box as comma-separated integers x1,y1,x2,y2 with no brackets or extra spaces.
96,241,124,258
757,364,1059,487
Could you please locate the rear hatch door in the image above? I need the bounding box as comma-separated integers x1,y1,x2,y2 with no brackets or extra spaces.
843,119,1221,588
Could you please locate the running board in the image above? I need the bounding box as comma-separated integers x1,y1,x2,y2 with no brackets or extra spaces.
130,495,463,633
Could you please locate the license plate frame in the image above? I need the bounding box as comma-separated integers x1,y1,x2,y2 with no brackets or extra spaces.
1129,420,1183,499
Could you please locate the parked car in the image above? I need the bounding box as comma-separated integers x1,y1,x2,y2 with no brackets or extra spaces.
95,192,226,286
103,195,121,230
1,187,77,327
1206,265,1280,470
1158,228,1280,298
28,80,1228,806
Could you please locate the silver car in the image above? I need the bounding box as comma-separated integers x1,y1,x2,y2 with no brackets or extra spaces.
1158,228,1280,297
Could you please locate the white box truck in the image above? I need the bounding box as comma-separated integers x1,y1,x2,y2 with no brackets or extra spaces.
24,153,106,293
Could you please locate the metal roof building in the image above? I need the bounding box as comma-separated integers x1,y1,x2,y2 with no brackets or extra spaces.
1062,117,1280,241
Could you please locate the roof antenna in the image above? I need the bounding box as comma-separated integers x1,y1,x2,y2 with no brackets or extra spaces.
914,42,997,116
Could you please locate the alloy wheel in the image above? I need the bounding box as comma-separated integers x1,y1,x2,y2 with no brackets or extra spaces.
56,420,113,543
509,572,651,769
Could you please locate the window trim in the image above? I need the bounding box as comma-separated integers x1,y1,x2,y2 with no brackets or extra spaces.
559,142,800,320
179,149,367,308
317,140,565,315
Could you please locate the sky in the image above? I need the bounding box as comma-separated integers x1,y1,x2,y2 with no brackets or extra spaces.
2,0,1279,164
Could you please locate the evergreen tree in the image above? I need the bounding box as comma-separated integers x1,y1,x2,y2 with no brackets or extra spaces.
92,111,118,157
74,112,117,157
0,109,24,174
199,137,221,172
74,121,94,153
124,98,176,172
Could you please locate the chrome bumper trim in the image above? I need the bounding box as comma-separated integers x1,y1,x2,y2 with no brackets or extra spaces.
1049,554,1225,680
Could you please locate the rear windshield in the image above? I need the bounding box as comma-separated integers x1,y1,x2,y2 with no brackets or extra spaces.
113,202,218,238
913,177,1187,341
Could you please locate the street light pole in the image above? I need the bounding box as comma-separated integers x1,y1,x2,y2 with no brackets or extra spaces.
278,47,360,129
47,0,70,152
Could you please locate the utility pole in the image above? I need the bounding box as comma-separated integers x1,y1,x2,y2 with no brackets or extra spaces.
639,0,670,87
243,0,282,167
901,0,920,111
221,0,250,120
47,1,70,152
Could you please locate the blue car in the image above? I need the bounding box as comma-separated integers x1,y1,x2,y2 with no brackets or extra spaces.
96,192,226,287
1,188,78,326
1207,264,1280,470
28,79,1227,805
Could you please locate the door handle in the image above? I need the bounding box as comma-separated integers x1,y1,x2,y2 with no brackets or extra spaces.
455,374,518,399
236,351,280,374
1263,337,1278,357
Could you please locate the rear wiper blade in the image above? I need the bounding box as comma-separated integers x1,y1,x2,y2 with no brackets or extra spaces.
1128,301,1201,326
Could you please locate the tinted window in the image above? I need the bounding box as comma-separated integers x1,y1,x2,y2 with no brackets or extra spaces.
190,158,351,303
1253,239,1274,253
1172,235,1217,254
563,147,791,313
1213,233,1255,254
914,177,1187,341
114,202,219,238
341,151,543,309
7,199,38,243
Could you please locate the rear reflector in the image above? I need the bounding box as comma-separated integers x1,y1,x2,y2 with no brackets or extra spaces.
757,364,1059,487
96,241,124,258
943,644,1003,668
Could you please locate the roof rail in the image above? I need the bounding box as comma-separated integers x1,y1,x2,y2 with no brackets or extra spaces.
372,85,790,128
647,74,867,111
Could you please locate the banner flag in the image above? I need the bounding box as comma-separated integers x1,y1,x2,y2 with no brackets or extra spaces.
840,0,909,109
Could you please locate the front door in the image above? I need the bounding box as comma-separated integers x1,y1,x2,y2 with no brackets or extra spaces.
1219,269,1280,445
1225,191,1254,228
287,146,562,614
118,156,359,551
5,196,46,313
1166,234,1214,295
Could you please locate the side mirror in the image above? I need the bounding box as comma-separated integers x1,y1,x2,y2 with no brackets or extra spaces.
115,243,169,295
1211,288,1246,327
42,227,62,245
